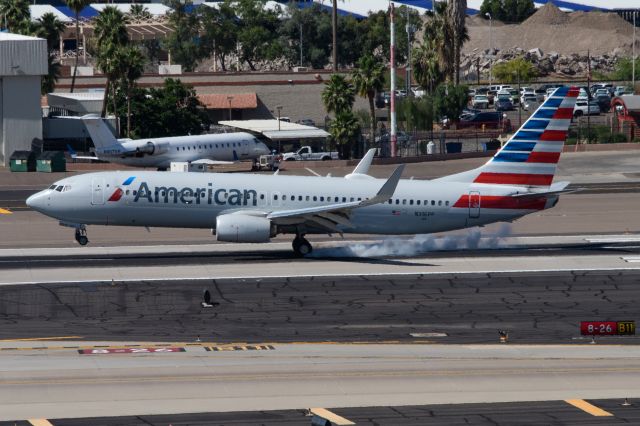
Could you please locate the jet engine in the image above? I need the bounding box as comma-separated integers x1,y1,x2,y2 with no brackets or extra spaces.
135,141,169,157
215,214,274,243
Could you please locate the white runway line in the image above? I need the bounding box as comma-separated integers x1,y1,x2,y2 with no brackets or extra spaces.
622,257,640,263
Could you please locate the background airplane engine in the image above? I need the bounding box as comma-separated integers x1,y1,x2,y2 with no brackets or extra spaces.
137,141,169,156
215,215,273,243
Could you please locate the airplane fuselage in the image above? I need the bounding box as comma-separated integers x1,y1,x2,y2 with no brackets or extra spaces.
28,171,556,236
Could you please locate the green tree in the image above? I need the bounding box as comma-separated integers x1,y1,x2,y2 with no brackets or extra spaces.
65,0,91,92
359,7,422,66
397,96,434,132
433,83,468,123
129,4,151,21
329,110,360,159
351,55,385,150
610,57,640,81
413,40,443,94
234,0,282,70
93,6,129,119
117,78,208,139
116,46,145,138
322,74,355,115
479,0,535,23
163,0,203,72
0,0,30,33
423,2,455,83
493,57,537,83
200,0,237,71
279,3,332,69
34,12,65,94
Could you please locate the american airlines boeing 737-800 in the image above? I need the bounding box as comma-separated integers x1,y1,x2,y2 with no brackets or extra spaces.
70,116,270,169
27,87,579,256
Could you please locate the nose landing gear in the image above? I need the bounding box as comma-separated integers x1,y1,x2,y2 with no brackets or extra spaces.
74,226,89,246
292,235,312,257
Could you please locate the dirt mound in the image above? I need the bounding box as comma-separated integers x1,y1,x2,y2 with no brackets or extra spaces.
569,10,634,32
522,2,569,26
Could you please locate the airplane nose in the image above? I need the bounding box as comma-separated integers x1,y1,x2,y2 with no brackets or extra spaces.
26,192,46,212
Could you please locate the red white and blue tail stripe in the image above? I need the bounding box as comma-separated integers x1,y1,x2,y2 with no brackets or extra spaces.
472,86,579,187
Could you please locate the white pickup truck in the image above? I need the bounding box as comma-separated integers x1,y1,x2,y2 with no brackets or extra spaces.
282,146,339,161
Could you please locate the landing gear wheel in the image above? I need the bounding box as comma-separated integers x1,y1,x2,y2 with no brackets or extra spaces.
292,237,312,257
75,228,89,246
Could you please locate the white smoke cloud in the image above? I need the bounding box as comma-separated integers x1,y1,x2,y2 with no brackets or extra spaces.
310,224,512,258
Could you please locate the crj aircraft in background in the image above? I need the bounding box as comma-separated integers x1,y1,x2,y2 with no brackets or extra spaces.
68,115,270,169
28,87,578,256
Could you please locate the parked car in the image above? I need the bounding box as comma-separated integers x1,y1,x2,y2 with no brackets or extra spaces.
534,88,546,102
614,86,633,97
472,94,490,109
508,89,520,104
573,99,600,117
296,118,315,127
520,93,538,107
595,94,612,113
458,111,502,129
495,98,514,111
282,146,340,161
375,131,413,146
594,88,610,98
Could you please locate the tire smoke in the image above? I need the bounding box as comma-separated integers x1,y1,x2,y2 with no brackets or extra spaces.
310,224,512,258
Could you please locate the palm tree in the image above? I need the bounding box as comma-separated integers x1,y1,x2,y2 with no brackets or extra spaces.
424,1,455,83
322,74,355,115
413,41,442,94
93,6,129,120
65,0,90,92
329,110,360,159
117,46,145,137
34,12,65,94
0,0,30,33
129,4,151,22
448,0,469,85
332,0,337,72
351,55,385,150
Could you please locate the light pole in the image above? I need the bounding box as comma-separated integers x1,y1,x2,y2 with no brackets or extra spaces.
406,6,413,97
485,12,493,88
633,11,637,92
227,96,234,120
276,105,283,153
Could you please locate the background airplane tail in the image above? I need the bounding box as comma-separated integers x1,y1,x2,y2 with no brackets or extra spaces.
81,116,119,150
439,86,579,188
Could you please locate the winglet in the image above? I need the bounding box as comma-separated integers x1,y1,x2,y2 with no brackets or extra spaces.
361,164,404,206
346,148,377,178
66,144,78,158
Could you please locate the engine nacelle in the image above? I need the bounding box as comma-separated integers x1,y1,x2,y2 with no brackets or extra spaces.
215,214,273,243
136,141,169,156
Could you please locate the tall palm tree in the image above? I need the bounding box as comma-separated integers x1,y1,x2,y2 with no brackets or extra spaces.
117,46,145,138
65,0,91,92
448,0,469,85
34,12,65,94
424,1,455,83
129,4,151,22
413,41,442,94
0,0,30,33
351,55,385,150
93,6,129,120
329,110,359,159
322,74,355,116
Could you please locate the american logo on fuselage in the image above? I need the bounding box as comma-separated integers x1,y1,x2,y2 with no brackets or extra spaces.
133,181,258,206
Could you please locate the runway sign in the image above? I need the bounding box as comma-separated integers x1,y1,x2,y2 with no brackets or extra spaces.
79,347,186,354
580,321,635,336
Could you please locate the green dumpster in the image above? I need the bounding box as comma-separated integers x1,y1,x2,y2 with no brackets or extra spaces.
36,151,66,173
9,151,36,172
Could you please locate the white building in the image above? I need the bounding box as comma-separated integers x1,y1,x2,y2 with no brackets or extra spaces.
0,32,47,166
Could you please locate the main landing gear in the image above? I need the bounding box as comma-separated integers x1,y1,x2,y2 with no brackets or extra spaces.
75,226,89,246
292,235,312,257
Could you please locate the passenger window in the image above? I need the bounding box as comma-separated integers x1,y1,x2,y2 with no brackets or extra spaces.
313,196,317,201
274,194,278,201
350,197,354,202
402,199,406,205
438,200,442,206
306,196,310,201
410,200,414,205
291,195,295,201
388,199,392,204
133,190,137,195
125,190,130,195
260,194,265,200
445,201,450,206
176,148,179,151
342,197,346,202
334,197,339,202
431,200,435,206
298,195,302,201
320,197,324,201
395,199,399,205
417,200,421,205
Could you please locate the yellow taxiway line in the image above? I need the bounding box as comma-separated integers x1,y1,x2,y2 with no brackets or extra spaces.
565,399,614,416
0,208,12,215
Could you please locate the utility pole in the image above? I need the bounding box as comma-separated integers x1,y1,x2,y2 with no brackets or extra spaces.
332,0,338,72
390,2,397,158
587,49,591,144
299,23,303,67
476,57,480,86
406,6,412,97
634,11,637,91
486,12,493,87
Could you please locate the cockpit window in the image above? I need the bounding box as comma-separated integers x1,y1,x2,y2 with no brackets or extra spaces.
48,184,57,190
62,185,71,192
55,186,63,192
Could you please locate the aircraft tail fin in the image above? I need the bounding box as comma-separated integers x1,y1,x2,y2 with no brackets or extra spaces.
437,86,579,188
81,115,119,150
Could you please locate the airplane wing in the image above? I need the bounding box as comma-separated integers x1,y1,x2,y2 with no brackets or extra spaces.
266,165,404,233
191,159,236,165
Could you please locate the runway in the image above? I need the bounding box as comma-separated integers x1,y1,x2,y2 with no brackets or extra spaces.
0,343,639,421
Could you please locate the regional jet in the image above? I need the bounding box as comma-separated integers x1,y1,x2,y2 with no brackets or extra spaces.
28,87,579,256
70,116,270,169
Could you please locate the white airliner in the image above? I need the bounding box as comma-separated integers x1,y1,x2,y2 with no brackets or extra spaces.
70,116,270,169
27,87,579,256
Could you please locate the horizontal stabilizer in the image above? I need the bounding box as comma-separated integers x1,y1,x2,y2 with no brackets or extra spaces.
191,159,235,165
510,181,573,198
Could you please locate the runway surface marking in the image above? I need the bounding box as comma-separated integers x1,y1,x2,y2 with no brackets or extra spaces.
565,399,614,416
27,420,53,426
622,256,640,263
0,336,83,342
0,343,207,352
204,345,275,351
79,347,186,355
0,208,11,215
309,408,355,425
